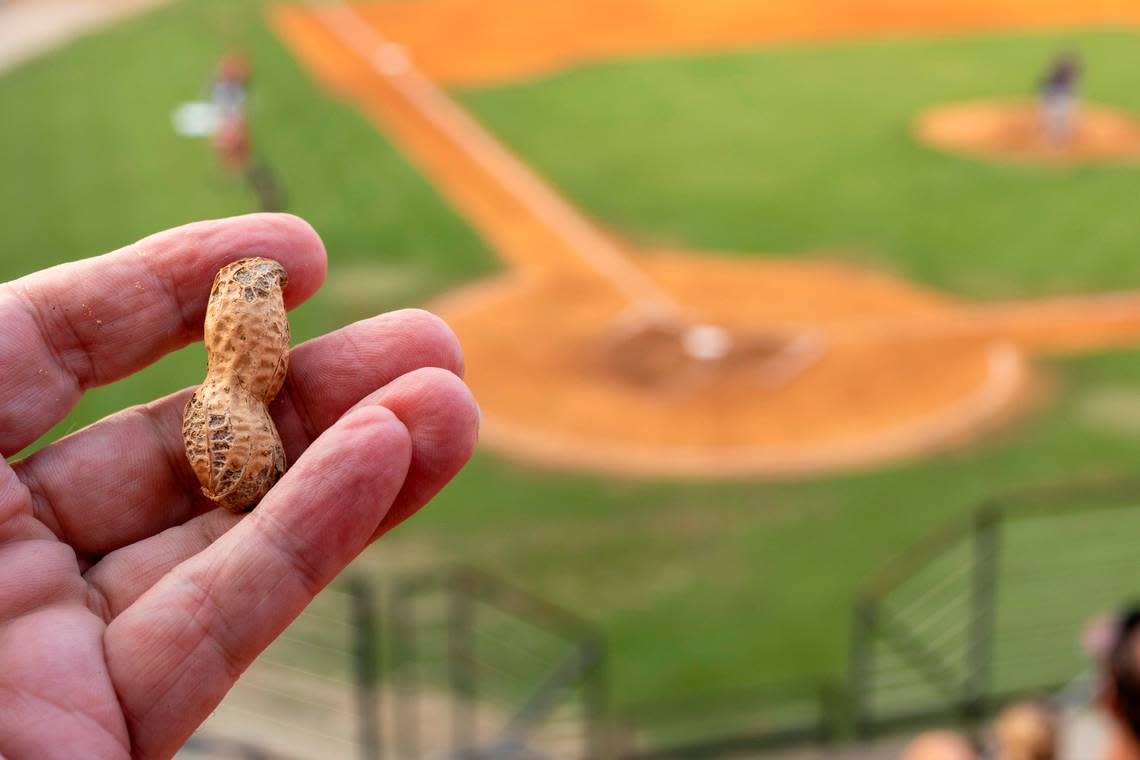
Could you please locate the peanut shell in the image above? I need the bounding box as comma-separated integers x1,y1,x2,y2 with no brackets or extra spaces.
183,257,290,512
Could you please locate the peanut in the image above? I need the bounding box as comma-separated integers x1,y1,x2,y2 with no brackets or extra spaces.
183,257,290,512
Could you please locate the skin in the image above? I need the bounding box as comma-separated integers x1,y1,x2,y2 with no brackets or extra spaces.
992,702,1056,760
898,731,976,760
0,214,480,759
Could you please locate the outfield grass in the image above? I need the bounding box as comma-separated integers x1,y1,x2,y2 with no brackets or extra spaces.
459,29,1140,300
4,0,1140,718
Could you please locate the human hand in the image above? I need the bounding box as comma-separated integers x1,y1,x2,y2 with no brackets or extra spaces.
0,214,479,758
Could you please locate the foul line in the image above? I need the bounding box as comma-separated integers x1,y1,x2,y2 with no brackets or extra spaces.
311,1,683,321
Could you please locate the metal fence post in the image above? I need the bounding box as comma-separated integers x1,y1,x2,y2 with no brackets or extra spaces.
390,585,419,760
815,682,837,745
348,578,382,760
582,638,610,760
449,570,478,756
965,504,1001,719
848,598,878,739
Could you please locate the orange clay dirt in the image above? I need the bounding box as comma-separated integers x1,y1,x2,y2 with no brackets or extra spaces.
273,1,1140,477
279,0,1140,88
917,100,1140,165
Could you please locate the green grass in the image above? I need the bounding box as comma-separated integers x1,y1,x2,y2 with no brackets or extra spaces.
5,0,1140,724
459,29,1140,300
0,0,493,447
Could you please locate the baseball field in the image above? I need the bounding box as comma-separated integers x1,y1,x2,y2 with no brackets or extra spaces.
6,0,1140,719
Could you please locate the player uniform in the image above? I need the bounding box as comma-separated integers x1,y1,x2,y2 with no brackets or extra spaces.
1041,54,1080,144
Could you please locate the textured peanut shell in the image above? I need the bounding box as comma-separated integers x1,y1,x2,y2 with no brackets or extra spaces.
183,257,290,512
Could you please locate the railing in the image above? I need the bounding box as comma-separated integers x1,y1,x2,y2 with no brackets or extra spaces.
849,477,1140,737
186,477,1140,759
186,577,381,760
616,680,838,759
385,566,608,759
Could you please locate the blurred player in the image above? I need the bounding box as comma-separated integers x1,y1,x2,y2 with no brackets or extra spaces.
1039,52,1080,145
214,111,251,173
209,50,285,211
212,50,250,117
212,50,251,173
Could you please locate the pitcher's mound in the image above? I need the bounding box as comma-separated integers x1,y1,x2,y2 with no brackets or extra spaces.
915,99,1140,165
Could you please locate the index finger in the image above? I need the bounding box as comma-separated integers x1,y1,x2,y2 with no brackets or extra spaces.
0,214,327,456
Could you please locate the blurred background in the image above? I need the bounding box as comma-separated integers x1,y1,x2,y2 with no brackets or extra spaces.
6,1,1140,758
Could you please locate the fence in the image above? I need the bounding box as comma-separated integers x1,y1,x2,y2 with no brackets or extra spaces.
182,577,380,760
849,477,1140,738
182,477,1140,759
386,566,608,759
615,680,838,759
385,568,841,760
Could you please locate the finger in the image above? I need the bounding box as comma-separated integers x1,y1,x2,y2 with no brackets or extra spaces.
83,510,238,620
274,309,465,464
0,213,326,455
15,309,463,556
104,404,412,759
82,366,478,618
354,367,480,537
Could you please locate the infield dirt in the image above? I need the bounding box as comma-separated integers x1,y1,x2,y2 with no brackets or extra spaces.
916,100,1140,164
274,1,1140,477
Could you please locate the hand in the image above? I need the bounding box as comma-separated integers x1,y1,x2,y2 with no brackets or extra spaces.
0,214,479,759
